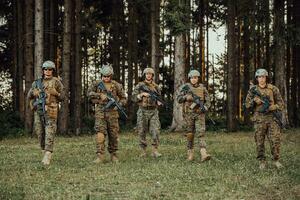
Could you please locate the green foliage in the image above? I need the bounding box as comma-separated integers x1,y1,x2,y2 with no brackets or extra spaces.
164,0,191,35
0,131,299,199
0,109,24,139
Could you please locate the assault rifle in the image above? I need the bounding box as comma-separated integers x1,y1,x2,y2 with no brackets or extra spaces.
181,85,216,125
138,84,167,108
250,87,285,128
33,78,47,149
98,81,128,119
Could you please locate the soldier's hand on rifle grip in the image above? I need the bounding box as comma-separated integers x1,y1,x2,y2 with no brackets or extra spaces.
32,89,40,97
253,96,263,105
185,94,193,101
268,104,278,111
99,93,108,101
138,92,150,99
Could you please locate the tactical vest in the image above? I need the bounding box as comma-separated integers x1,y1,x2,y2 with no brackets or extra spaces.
97,80,119,100
43,77,60,119
139,81,159,108
184,83,205,113
253,84,275,113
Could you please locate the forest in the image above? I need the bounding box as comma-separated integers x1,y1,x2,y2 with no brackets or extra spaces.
0,0,299,136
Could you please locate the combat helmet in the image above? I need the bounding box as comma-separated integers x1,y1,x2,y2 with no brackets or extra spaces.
42,60,56,70
255,69,268,77
143,67,155,75
101,65,114,76
188,69,200,78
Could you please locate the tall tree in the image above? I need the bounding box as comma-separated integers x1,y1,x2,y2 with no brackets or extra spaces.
150,0,161,82
59,0,72,134
74,0,82,135
111,0,122,81
226,0,238,131
127,0,138,122
34,0,44,79
168,0,189,131
170,34,186,131
242,4,251,125
274,0,287,124
24,0,34,132
16,0,24,119
291,0,300,126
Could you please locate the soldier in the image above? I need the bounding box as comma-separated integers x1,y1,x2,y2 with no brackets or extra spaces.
88,65,127,163
245,69,284,169
177,69,211,162
132,68,163,158
27,60,64,165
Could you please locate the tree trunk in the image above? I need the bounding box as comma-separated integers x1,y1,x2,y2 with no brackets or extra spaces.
292,0,300,126
170,34,186,131
243,13,251,125
127,0,138,123
226,0,237,132
49,0,58,61
286,0,292,126
111,0,122,81
274,0,287,125
24,0,34,132
34,0,44,79
74,0,82,135
198,0,204,78
59,0,72,134
16,0,25,120
263,0,270,71
150,0,161,83
12,0,18,113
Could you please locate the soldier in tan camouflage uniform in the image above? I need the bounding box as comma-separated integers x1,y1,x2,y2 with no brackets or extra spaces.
177,70,211,162
27,61,64,165
245,69,284,169
88,65,127,163
132,68,163,158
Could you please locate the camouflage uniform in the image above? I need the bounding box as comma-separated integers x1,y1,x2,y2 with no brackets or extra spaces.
177,83,211,152
132,80,162,155
27,72,64,153
88,80,127,158
245,83,284,162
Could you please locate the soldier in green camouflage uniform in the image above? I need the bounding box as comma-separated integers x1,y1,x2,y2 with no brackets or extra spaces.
27,61,65,165
88,65,127,163
245,69,284,169
132,68,162,158
177,70,211,162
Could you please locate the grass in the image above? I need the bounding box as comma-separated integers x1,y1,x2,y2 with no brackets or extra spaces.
0,129,299,200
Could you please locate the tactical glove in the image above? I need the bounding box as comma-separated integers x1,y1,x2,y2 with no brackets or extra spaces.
253,96,263,105
268,104,278,111
32,89,40,97
185,94,193,101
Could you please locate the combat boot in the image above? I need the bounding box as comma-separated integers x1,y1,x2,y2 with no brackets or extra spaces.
152,146,162,158
111,154,119,163
42,151,52,165
259,160,267,170
187,149,194,161
93,153,105,164
140,148,147,158
273,160,283,169
200,148,211,162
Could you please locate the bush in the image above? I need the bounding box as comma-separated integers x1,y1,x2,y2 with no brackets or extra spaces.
0,109,24,139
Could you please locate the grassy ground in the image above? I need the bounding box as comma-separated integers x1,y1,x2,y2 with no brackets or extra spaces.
0,129,299,200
